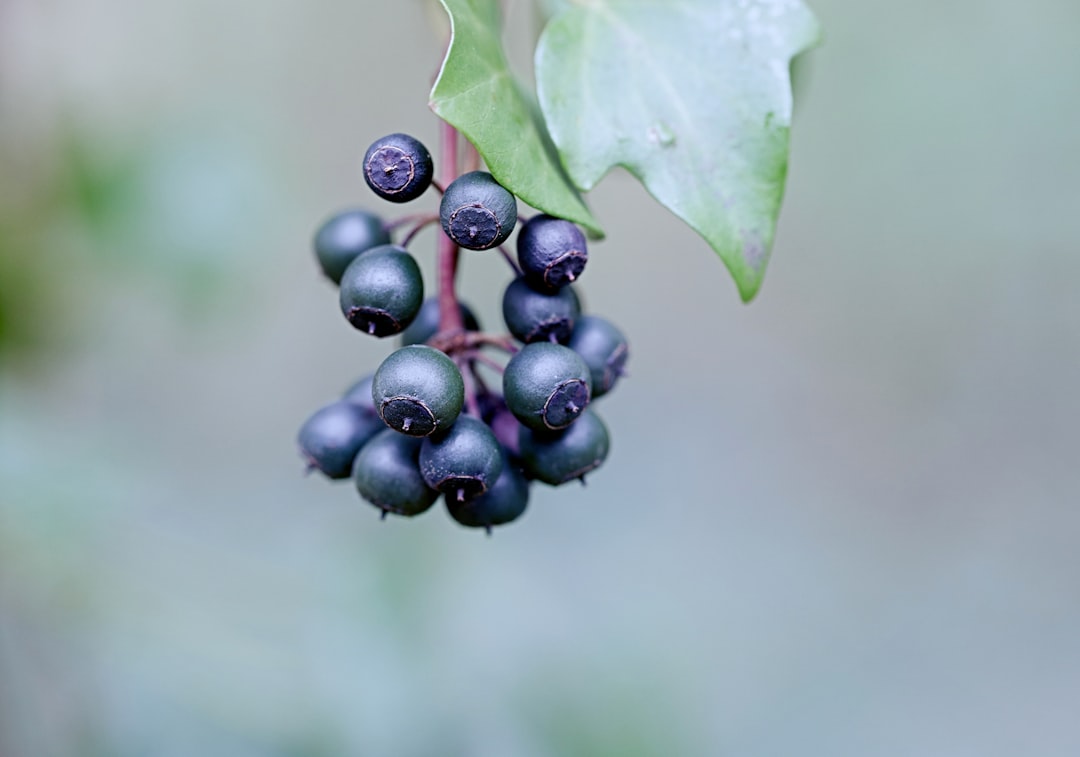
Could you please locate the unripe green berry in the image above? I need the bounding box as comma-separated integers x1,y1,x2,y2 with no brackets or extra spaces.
516,214,588,290
440,171,517,250
568,315,629,398
447,448,529,531
353,429,439,516
519,409,610,486
419,415,504,502
313,209,391,284
341,373,377,416
502,276,580,344
338,245,424,337
503,342,591,431
373,345,465,437
297,400,385,480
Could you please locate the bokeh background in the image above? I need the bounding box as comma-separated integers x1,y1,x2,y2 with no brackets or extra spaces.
2,0,1078,754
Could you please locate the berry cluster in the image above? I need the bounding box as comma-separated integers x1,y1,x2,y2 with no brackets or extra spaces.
298,131,629,532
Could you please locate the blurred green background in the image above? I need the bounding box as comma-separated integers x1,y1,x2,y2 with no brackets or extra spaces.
2,0,1078,754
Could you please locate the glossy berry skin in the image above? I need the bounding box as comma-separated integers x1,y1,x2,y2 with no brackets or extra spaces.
440,171,517,250
519,409,610,486
313,209,391,284
516,214,588,290
419,415,504,502
502,276,581,344
338,245,423,337
568,315,629,399
446,448,529,531
363,133,434,203
353,430,439,516
372,345,465,437
297,400,385,480
399,297,481,346
503,342,592,432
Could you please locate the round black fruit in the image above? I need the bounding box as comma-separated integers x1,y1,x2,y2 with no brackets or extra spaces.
338,245,424,337
353,430,439,516
503,342,591,431
372,345,465,437
568,315,629,399
362,133,434,203
502,276,580,344
516,214,588,290
399,297,481,346
297,400,385,480
419,415,504,502
446,448,529,531
519,409,610,486
313,209,391,284
440,171,517,250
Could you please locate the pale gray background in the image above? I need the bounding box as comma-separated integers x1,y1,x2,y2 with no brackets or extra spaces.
2,0,1078,755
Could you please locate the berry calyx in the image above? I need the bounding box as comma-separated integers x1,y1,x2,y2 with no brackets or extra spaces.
353,430,439,516
363,133,434,203
503,342,592,432
502,276,581,344
313,208,391,284
440,171,517,250
519,409,610,486
568,315,629,399
516,214,588,290
419,415,504,502
338,245,424,337
372,345,465,437
297,400,385,480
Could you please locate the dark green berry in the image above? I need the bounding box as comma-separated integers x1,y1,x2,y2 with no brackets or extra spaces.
338,245,424,337
313,209,391,284
341,374,377,416
568,315,629,399
503,342,591,431
446,448,529,531
353,429,439,516
298,400,385,480
476,391,524,456
519,408,610,486
440,171,517,250
419,415,504,502
502,276,580,344
363,133,433,203
516,214,588,290
373,345,464,437
399,297,481,346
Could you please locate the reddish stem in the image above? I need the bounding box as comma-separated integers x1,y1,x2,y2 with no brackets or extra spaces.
497,244,522,276
384,213,432,232
471,352,506,375
437,119,464,334
400,215,439,248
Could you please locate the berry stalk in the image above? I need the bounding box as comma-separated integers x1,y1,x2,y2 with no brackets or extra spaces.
437,119,465,335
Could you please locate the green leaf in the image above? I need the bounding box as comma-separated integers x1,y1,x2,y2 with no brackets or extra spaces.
537,0,821,301
430,0,604,237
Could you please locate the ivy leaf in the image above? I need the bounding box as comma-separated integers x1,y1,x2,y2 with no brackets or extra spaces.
537,0,821,301
430,0,604,237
